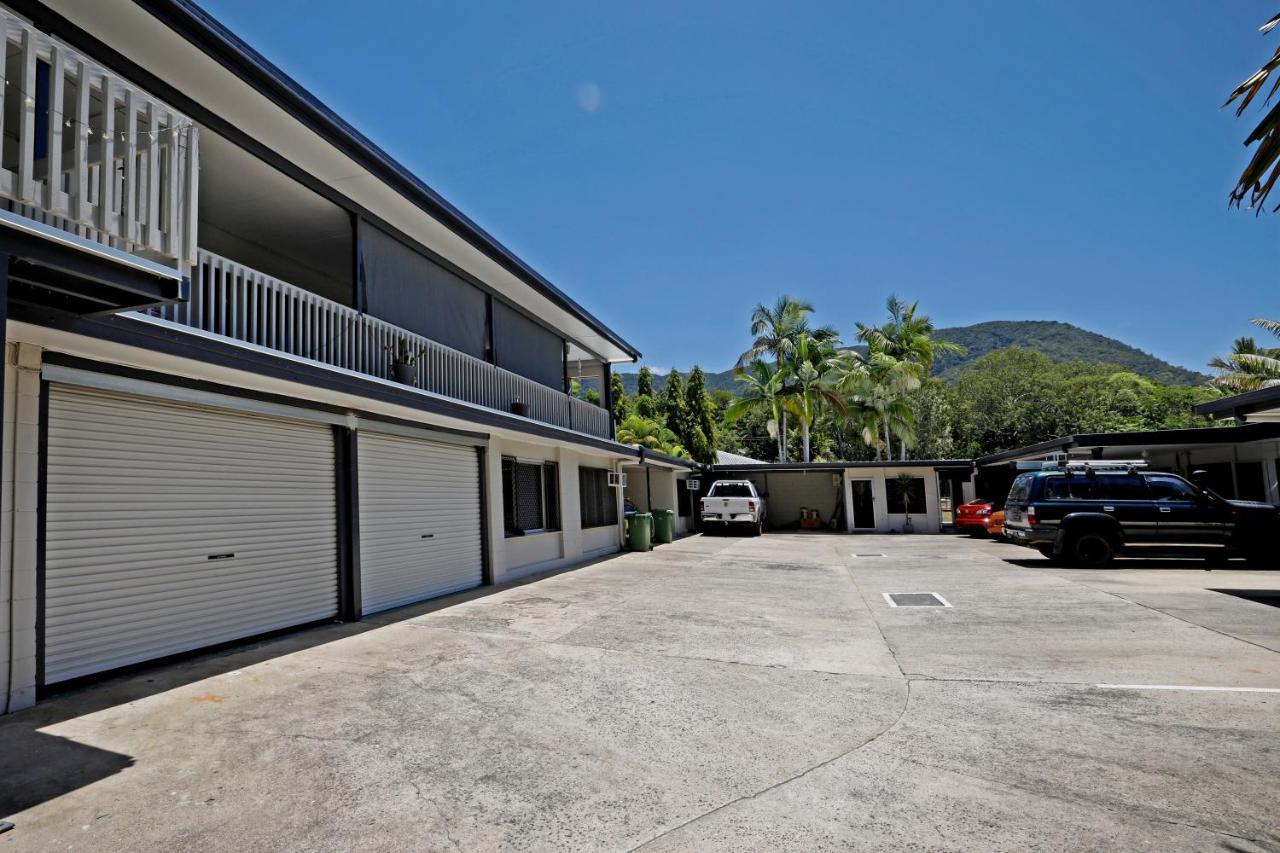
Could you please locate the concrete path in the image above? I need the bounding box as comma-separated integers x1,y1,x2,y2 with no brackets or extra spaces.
1,534,1277,852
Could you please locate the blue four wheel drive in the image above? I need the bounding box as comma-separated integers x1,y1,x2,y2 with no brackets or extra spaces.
1002,461,1279,567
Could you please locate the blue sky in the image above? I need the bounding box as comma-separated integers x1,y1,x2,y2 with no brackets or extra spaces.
201,0,1280,374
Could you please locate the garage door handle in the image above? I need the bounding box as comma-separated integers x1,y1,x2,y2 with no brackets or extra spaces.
207,553,235,561
420,534,435,539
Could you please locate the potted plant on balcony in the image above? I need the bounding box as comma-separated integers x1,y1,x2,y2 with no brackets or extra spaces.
386,340,427,386
511,398,530,418
895,473,916,533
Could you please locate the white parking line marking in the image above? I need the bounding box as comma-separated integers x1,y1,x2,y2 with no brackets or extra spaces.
1095,684,1280,694
882,592,953,608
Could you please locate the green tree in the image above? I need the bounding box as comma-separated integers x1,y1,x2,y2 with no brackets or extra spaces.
857,295,965,380
856,296,961,459
909,380,956,460
738,296,836,462
636,366,655,398
1209,318,1280,392
684,366,717,464
950,348,1072,457
947,348,1214,457
726,359,785,461
781,333,844,462
609,372,629,425
659,368,687,441
615,415,689,459
1225,14,1280,210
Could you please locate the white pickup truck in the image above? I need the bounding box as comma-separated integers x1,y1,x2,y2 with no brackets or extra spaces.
700,480,767,535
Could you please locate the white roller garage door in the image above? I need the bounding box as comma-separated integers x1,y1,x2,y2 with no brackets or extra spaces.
43,384,338,684
358,431,483,614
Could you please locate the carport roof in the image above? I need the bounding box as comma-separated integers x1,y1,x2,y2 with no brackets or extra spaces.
974,423,1280,466
1195,385,1280,423
708,459,973,473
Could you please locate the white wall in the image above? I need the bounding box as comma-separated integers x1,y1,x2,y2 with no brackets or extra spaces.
489,438,624,583
842,467,943,534
1,342,40,713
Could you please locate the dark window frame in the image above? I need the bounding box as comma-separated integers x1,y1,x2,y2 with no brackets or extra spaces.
578,466,619,529
886,476,927,515
502,456,560,536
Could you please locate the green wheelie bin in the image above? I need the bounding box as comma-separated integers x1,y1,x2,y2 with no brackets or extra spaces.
652,509,675,544
627,513,653,551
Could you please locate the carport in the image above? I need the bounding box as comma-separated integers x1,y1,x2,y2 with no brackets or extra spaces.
975,423,1280,506
705,466,845,531
701,460,975,534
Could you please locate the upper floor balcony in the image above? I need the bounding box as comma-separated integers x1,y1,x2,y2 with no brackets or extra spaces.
139,248,613,440
0,7,197,277
0,5,615,441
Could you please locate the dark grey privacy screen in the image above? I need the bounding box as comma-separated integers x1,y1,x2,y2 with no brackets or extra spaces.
360,222,488,359
493,299,565,390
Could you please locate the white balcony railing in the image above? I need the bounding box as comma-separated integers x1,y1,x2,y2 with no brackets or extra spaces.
143,250,613,439
0,9,198,270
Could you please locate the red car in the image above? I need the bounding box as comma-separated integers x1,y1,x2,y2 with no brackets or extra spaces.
956,499,997,536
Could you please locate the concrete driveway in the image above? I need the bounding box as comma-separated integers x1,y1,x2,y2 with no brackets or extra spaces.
2,534,1278,852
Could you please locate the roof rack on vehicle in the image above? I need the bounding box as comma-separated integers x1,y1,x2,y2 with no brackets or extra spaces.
1044,459,1148,475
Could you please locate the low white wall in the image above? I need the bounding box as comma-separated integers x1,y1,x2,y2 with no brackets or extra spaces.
842,466,943,534
582,524,621,556
489,439,625,582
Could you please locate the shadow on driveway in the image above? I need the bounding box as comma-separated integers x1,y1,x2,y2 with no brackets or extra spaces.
0,552,627,819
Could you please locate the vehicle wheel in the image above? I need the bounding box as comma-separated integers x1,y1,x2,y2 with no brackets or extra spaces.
1245,549,1277,569
1036,546,1059,562
754,521,764,537
1068,532,1114,567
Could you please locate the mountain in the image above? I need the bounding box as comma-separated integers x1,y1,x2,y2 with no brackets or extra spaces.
617,320,1208,395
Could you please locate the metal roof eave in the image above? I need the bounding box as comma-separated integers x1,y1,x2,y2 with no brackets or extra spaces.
1194,385,1280,422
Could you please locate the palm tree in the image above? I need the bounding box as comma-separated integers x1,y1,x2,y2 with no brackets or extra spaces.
1209,318,1280,393
1225,13,1280,211
616,415,690,459
856,296,961,459
738,296,836,461
781,333,849,462
856,296,965,379
726,359,785,461
823,347,918,461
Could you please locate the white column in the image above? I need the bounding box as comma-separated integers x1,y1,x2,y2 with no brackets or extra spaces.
2,342,39,713
484,437,508,583
559,448,583,563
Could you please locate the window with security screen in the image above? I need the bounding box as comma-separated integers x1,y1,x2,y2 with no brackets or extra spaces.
502,457,560,535
885,476,926,515
579,467,618,529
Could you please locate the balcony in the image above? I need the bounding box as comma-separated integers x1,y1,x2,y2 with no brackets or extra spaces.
0,8,197,279
140,249,613,439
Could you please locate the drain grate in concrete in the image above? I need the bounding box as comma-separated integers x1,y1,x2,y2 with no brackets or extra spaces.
883,592,952,608
852,553,886,558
